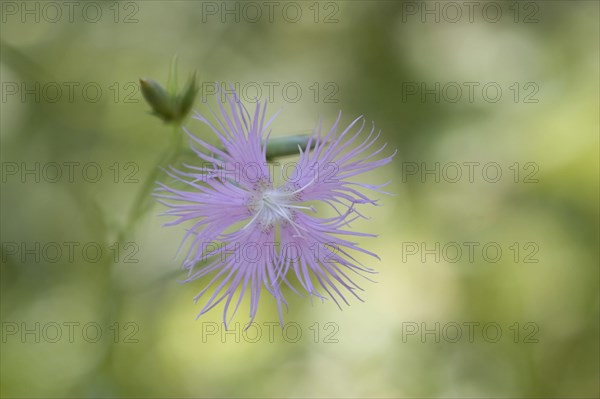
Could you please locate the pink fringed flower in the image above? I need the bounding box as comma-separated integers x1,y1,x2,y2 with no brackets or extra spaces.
155,87,395,327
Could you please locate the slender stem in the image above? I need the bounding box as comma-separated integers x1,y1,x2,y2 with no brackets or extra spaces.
119,124,183,242
78,124,185,396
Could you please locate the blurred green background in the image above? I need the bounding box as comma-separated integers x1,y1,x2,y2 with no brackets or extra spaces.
1,1,598,398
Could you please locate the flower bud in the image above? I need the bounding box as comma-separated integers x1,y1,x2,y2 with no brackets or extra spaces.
140,78,177,122
175,74,198,122
140,74,198,124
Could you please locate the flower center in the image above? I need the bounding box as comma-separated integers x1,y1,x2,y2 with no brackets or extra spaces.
245,183,314,234
253,189,294,228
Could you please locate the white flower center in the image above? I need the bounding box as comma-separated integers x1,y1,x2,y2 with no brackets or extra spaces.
256,189,294,227
245,183,314,234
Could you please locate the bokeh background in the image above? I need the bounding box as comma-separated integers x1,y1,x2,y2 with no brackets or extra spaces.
1,1,598,398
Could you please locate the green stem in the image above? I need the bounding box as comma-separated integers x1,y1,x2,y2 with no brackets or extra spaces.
78,125,185,396
119,124,183,242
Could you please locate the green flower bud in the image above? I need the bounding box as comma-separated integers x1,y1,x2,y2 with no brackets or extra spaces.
175,74,198,121
140,73,198,124
265,135,313,161
140,78,177,122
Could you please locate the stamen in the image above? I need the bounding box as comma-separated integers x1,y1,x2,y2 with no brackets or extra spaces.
244,184,313,232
